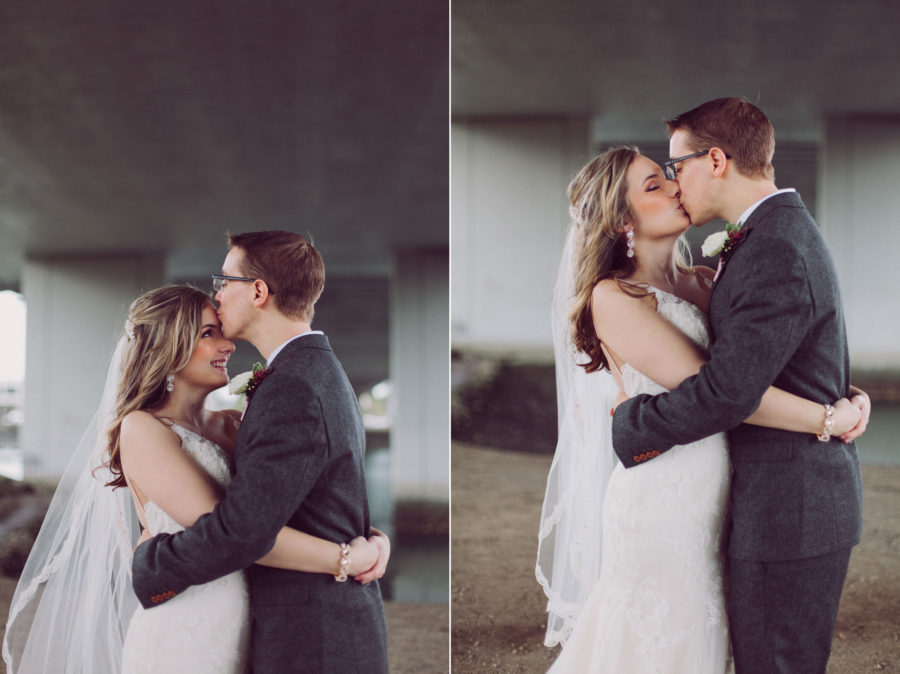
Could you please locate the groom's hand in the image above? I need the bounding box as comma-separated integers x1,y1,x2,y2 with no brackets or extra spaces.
354,528,391,585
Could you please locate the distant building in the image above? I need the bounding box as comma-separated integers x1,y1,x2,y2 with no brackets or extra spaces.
0,380,23,448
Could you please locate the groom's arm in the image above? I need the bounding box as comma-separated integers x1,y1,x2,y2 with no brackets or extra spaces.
132,371,328,608
612,238,814,467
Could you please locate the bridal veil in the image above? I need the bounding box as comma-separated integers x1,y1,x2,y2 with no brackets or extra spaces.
3,336,140,673
536,224,620,647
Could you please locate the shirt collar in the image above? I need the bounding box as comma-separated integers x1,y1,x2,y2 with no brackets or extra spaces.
267,330,324,367
737,188,796,227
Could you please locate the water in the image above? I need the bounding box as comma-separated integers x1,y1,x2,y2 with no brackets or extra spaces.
365,446,449,603
854,402,900,465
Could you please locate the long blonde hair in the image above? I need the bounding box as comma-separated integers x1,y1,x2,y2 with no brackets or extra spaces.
568,147,690,372
102,285,211,488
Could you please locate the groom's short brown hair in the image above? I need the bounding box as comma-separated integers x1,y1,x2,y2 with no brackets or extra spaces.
227,230,325,322
665,97,775,181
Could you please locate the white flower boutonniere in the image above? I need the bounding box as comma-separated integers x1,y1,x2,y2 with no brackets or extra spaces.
701,230,729,257
228,362,271,403
228,370,254,396
701,221,746,259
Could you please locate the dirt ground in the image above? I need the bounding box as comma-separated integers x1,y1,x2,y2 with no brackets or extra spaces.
451,442,900,673
0,581,448,673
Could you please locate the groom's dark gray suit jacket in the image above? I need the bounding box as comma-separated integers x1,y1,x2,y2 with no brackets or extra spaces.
612,191,862,562
132,333,388,673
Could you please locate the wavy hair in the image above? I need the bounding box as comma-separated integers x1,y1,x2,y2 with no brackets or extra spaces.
568,147,690,373
102,285,211,488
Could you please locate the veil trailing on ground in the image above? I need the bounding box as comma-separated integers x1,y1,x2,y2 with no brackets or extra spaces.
535,224,620,648
3,336,140,673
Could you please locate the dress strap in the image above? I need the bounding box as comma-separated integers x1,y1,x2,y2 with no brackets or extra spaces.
600,342,626,393
125,477,149,531
121,413,177,531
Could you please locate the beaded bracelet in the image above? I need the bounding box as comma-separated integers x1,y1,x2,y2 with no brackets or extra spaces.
817,404,835,442
334,542,351,582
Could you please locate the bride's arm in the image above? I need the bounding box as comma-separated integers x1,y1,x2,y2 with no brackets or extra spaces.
592,281,860,437
120,411,380,577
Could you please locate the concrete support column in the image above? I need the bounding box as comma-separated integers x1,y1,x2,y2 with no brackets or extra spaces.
451,118,590,356
819,116,900,370
390,248,449,502
22,253,164,478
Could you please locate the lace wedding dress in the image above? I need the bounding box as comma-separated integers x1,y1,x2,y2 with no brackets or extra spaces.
548,287,731,674
121,424,250,674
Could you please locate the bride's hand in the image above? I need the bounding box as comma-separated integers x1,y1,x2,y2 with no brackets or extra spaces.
353,528,391,585
133,528,152,553
346,536,379,577
610,389,629,416
829,398,861,439
839,387,871,443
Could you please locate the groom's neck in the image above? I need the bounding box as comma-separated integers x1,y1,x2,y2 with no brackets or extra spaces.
247,313,313,361
719,177,779,225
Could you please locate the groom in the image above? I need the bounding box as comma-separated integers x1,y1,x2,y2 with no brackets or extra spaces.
612,98,865,673
132,230,389,672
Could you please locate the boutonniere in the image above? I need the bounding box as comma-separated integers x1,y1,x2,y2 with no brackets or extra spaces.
701,221,746,260
228,362,271,403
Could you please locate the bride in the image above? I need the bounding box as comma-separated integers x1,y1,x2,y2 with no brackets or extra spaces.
537,147,864,673
3,285,389,673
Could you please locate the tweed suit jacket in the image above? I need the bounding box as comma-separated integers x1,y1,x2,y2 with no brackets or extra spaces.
132,333,388,673
611,191,862,562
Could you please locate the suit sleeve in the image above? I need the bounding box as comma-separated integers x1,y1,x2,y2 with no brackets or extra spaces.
131,371,328,608
611,235,813,467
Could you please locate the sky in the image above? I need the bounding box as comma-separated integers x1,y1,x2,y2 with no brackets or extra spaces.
0,291,26,382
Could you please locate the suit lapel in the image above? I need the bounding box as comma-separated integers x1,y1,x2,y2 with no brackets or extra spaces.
709,191,803,293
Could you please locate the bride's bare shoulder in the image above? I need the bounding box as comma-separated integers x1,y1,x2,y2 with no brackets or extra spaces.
119,410,177,454
592,279,655,313
121,409,167,433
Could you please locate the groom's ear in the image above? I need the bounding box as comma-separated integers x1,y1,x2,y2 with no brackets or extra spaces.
709,147,729,177
250,279,273,308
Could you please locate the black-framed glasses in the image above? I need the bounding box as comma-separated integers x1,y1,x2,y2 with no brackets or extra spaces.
211,274,257,292
663,150,709,180
663,149,730,181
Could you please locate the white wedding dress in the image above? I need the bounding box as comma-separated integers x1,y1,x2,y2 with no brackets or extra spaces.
121,424,250,674
548,287,731,674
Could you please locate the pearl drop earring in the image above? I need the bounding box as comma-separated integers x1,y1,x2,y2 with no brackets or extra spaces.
166,373,175,393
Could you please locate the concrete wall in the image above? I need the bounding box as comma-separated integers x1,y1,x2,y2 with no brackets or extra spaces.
451,119,590,357
452,115,899,373
819,116,900,371
22,253,164,477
